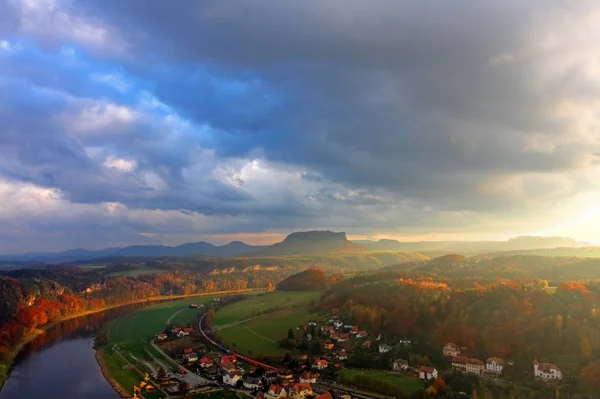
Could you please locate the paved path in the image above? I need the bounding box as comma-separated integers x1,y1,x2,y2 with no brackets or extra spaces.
244,326,275,343
165,308,187,325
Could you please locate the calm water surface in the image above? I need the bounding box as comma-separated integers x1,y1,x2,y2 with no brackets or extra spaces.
0,303,154,399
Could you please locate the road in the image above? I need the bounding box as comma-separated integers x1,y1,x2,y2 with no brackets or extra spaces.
150,340,211,387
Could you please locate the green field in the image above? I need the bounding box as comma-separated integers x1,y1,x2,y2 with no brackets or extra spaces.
107,267,165,277
109,296,216,343
218,307,318,356
339,368,423,395
79,264,106,270
214,291,321,326
214,290,321,356
100,346,146,396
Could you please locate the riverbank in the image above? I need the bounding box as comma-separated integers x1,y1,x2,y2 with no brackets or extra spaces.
95,349,132,399
0,288,260,391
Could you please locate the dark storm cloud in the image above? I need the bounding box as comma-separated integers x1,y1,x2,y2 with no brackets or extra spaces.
75,1,600,203
0,0,599,252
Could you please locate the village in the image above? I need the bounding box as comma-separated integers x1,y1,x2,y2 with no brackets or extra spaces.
144,304,563,399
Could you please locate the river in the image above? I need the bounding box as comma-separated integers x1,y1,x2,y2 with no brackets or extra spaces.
0,302,154,399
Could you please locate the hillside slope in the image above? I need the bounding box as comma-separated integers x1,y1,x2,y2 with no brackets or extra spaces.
277,268,333,291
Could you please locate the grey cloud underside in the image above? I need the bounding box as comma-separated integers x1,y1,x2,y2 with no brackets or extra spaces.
0,0,599,247
85,1,598,184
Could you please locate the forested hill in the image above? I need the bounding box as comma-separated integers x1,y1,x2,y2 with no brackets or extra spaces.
276,268,342,291
320,274,600,397
246,230,367,256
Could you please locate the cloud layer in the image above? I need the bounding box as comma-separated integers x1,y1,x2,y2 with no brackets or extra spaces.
1,0,599,252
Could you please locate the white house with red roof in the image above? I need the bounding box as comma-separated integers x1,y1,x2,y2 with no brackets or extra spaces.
265,384,287,399
288,382,313,398
312,358,328,370
418,366,438,380
533,358,562,380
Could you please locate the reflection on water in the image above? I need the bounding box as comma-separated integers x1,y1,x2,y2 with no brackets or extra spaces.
1,302,153,399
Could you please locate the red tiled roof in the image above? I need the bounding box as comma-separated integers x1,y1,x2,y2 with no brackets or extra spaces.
289,383,312,392
269,384,283,394
419,366,435,373
315,393,333,399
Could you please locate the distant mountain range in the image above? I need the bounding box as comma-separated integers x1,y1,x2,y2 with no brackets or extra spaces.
353,236,593,254
0,231,594,264
0,241,267,263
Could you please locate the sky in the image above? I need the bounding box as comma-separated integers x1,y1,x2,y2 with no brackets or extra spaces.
1,0,600,253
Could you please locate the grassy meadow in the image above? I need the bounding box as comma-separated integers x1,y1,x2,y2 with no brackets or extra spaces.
339,368,423,395
214,290,321,356
213,291,321,326
109,296,217,343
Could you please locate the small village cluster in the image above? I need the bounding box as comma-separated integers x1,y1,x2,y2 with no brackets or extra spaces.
316,308,563,383
442,343,563,381
152,305,564,398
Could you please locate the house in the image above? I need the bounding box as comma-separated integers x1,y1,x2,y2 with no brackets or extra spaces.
157,333,168,341
189,304,198,308
280,370,294,381
199,356,213,368
299,371,318,384
393,359,409,371
533,358,562,380
399,339,412,345
321,325,335,334
486,357,504,375
333,321,343,329
452,356,484,375
308,320,317,327
337,350,347,360
336,333,350,343
265,384,287,399
183,348,193,355
451,356,469,373
182,327,194,335
183,352,198,363
356,330,367,339
313,358,329,370
344,324,352,330
332,308,340,314
221,354,237,371
418,366,438,380
379,343,392,353
350,326,359,334
176,330,185,338
323,342,334,350
300,354,308,361
243,376,263,390
222,371,242,386
443,343,460,357
288,382,313,398
466,358,485,375
314,394,334,399
264,370,279,383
